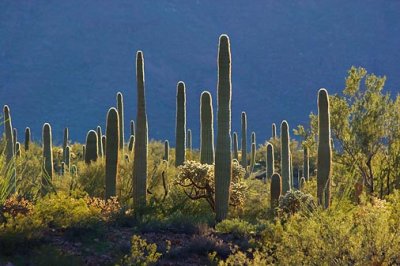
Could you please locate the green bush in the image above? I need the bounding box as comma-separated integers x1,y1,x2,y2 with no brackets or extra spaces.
120,235,161,266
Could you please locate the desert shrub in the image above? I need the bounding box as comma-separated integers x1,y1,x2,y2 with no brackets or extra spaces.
1,195,33,221
120,235,161,266
278,190,316,217
175,160,246,212
215,218,257,238
214,249,272,266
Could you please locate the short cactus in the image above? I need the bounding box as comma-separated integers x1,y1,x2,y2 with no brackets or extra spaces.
65,146,71,168
102,135,106,155
24,127,31,151
84,130,98,164
175,81,186,167
105,108,119,199
232,132,239,160
272,123,277,139
200,91,214,164
117,92,125,150
130,120,135,136
82,145,86,160
42,123,53,195
15,142,21,157
270,173,282,209
266,142,274,180
97,126,103,157
164,140,169,161
128,135,135,152
250,142,256,173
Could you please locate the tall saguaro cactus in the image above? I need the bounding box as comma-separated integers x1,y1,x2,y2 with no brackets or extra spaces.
42,123,53,195
241,112,247,168
317,88,332,209
232,132,239,160
3,106,16,194
175,81,186,167
272,123,277,139
215,34,232,222
63,127,69,161
303,147,309,181
281,120,290,193
200,91,214,164
106,108,119,199
85,130,98,164
117,92,125,149
270,173,282,209
133,51,148,209
266,143,274,180
97,126,104,157
25,127,31,151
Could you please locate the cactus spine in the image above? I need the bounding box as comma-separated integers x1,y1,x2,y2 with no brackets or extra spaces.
130,120,135,136
187,129,192,152
241,112,247,168
303,147,309,181
175,81,186,167
266,143,274,181
200,91,214,164
63,127,68,161
128,135,135,152
97,126,103,157
232,132,239,160
317,88,332,209
270,173,282,209
132,51,148,209
215,34,232,222
25,127,31,151
164,140,169,161
272,123,277,139
281,120,290,194
105,108,119,199
85,130,98,164
117,92,125,150
42,123,53,195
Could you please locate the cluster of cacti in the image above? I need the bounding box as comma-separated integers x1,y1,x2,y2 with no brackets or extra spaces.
25,127,31,151
85,130,98,164
175,81,186,167
105,108,119,199
317,88,332,209
132,51,148,209
42,123,53,195
215,34,232,222
117,92,125,150
281,120,290,193
200,91,214,164
241,112,247,168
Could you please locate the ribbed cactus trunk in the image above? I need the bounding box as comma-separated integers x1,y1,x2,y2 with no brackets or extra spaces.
102,135,106,155
187,129,192,152
63,127,68,161
130,120,135,137
132,51,148,209
281,120,290,194
4,106,16,194
272,123,277,139
215,34,232,222
164,140,169,161
85,130,98,164
97,126,103,157
241,112,247,168
117,92,125,150
266,143,274,180
317,88,332,209
42,123,53,195
65,146,71,168
105,108,119,199
303,147,309,181
175,81,186,167
128,135,135,152
232,132,239,160
270,173,282,209
13,128,17,152
200,91,214,164
25,127,31,151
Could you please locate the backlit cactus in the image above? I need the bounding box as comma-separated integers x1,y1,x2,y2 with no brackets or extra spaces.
303,147,309,181
272,123,277,139
175,81,186,167
266,142,274,180
281,120,290,193
270,173,282,209
187,129,192,152
102,135,106,155
117,92,125,149
232,132,239,160
15,142,21,157
85,130,98,164
317,88,332,209
132,50,148,209
130,120,135,136
13,128,17,152
105,108,119,199
24,127,31,151
128,135,135,152
241,111,247,168
200,91,214,164
97,126,103,157
215,34,232,222
164,140,169,161
251,131,256,144
42,123,53,195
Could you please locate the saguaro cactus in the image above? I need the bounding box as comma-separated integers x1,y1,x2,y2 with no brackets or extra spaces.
281,120,290,193
272,123,277,139
270,173,282,209
232,132,239,160
117,92,125,149
65,146,71,168
25,127,31,151
13,128,17,152
85,130,98,164
241,112,247,168
303,147,309,181
250,142,256,173
215,34,232,222
105,108,119,199
130,120,135,136
3,106,16,193
175,81,186,167
251,131,256,145
164,140,169,161
266,142,274,180
200,91,214,164
317,88,332,209
82,145,86,160
102,135,106,155
15,142,21,157
97,126,103,157
128,135,135,152
42,123,53,195
132,51,148,209
187,129,192,152
63,127,68,161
